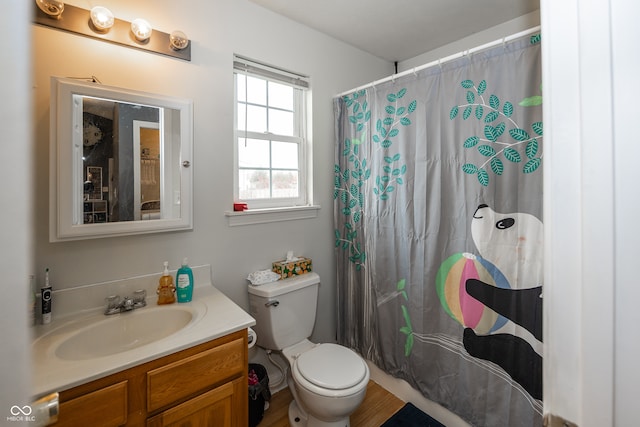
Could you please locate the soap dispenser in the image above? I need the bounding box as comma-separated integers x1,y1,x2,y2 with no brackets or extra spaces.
176,258,194,303
157,261,176,305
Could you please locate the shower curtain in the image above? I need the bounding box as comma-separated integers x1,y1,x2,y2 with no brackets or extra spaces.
334,33,543,426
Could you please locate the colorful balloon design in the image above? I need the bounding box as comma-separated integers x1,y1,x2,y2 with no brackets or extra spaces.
436,253,510,334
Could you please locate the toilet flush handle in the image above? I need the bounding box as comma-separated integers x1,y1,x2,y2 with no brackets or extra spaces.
265,300,280,308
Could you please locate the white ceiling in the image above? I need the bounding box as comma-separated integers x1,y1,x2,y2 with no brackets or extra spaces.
249,0,539,62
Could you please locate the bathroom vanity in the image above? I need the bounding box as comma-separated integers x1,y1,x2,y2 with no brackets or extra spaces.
53,329,247,426
32,273,255,427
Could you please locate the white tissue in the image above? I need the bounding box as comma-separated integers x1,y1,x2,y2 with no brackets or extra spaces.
247,269,280,286
285,251,300,262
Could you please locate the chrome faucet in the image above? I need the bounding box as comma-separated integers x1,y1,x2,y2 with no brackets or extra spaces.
121,296,135,311
104,290,146,315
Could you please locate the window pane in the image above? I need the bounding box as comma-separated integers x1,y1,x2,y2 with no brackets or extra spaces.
268,109,294,136
236,74,246,102
238,104,267,132
239,169,270,199
238,138,270,168
268,81,293,110
271,141,298,169
246,76,266,105
272,171,299,198
246,105,267,132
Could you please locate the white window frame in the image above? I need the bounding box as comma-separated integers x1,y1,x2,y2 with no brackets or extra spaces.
232,56,311,211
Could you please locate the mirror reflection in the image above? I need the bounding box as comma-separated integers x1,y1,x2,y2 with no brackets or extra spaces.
80,96,164,223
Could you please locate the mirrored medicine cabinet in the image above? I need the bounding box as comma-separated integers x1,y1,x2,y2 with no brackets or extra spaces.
49,77,193,241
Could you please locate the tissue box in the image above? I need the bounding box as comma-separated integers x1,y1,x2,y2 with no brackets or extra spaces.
272,257,312,279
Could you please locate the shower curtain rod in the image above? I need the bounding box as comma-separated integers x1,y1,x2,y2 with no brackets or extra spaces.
336,25,541,97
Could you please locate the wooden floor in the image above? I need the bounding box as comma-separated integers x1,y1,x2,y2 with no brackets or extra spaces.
260,381,405,427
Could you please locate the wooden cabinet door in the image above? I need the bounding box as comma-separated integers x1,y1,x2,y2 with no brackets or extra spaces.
55,381,128,427
147,377,244,427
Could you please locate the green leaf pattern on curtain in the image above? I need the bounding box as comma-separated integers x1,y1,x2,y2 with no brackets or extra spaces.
451,79,544,186
334,88,416,270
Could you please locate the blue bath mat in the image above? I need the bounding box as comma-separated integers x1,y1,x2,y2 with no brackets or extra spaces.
381,402,446,427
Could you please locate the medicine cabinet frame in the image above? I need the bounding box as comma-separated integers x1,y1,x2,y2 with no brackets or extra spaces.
49,77,194,241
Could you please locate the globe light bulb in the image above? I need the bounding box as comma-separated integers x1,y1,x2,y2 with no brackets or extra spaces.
36,0,64,18
131,18,152,42
169,30,189,50
90,6,114,32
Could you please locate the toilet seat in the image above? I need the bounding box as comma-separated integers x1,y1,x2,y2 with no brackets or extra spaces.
292,343,368,397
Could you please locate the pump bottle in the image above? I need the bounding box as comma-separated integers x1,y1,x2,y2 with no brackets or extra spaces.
156,261,176,305
176,258,194,303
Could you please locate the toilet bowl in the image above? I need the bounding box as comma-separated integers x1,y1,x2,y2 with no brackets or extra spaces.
283,340,369,426
248,273,369,427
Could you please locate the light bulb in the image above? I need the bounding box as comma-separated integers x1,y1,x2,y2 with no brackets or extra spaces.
131,18,152,42
169,30,189,50
35,0,64,18
90,6,114,32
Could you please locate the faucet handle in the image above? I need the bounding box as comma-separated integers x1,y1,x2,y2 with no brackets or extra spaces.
105,295,121,315
133,289,147,308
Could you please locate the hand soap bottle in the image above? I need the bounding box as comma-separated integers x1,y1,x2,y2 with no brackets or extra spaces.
176,258,194,303
157,261,176,305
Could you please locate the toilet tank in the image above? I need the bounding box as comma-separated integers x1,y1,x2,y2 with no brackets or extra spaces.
248,272,320,350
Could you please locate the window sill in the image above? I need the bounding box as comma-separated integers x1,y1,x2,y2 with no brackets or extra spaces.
224,205,320,226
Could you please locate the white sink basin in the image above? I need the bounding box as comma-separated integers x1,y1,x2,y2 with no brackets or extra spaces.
32,284,256,398
54,306,194,360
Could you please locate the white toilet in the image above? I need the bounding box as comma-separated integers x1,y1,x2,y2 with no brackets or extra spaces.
248,272,370,427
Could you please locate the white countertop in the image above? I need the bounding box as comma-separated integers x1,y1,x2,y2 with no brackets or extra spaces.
32,284,255,397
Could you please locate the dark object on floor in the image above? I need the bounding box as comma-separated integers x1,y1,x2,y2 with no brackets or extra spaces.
381,402,446,427
248,363,271,427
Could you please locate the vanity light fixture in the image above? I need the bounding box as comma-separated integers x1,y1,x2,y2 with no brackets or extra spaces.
169,30,189,51
131,18,152,42
89,6,114,32
33,3,191,61
35,0,64,18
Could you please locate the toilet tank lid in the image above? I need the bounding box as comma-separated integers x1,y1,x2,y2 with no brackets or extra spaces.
248,272,320,298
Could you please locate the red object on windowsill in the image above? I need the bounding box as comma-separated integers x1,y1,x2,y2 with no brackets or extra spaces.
233,203,248,212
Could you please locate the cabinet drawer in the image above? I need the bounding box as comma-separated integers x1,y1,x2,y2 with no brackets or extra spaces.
147,337,244,412
56,381,127,427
